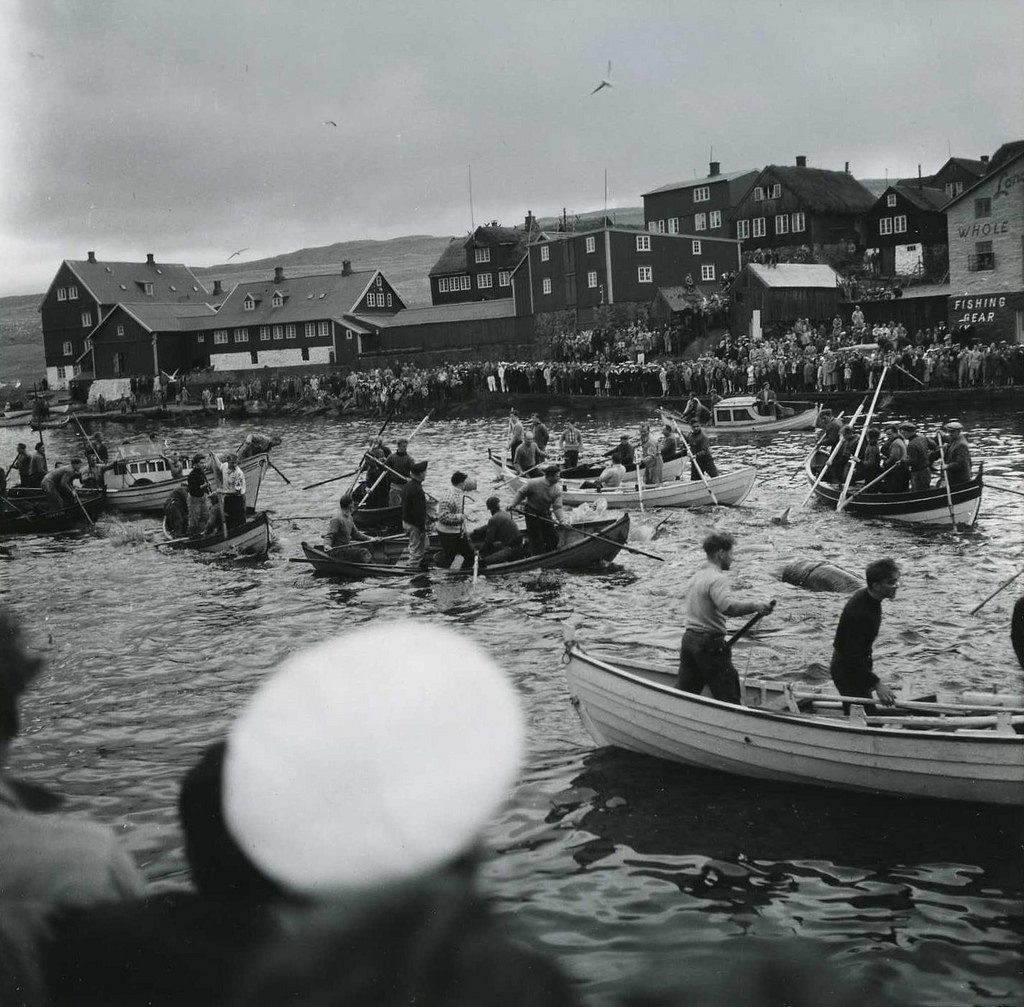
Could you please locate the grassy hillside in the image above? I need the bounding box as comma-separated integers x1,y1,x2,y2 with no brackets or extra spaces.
0,295,46,389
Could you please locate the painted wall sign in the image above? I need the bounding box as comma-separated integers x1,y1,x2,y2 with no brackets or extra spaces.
955,220,1010,239
993,168,1024,201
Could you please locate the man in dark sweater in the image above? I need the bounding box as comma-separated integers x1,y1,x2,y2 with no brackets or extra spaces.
401,460,430,569
830,558,900,713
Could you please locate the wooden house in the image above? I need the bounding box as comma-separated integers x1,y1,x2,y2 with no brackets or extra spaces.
643,162,758,241
39,253,208,389
730,158,877,253
863,183,949,278
729,263,841,336
925,156,989,202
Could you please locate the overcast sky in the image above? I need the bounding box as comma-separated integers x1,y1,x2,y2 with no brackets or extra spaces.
2,0,1021,297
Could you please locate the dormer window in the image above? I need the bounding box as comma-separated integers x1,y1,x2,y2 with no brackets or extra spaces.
474,248,491,264
139,281,154,296
243,295,256,311
887,193,897,207
271,291,285,307
753,186,764,202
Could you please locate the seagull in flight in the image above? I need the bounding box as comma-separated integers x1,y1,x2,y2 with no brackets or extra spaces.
590,61,613,94
227,248,249,260
28,51,44,59
322,120,337,127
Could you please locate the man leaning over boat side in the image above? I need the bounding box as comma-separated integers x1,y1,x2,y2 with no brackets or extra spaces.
677,531,775,705
509,464,565,556
829,558,900,714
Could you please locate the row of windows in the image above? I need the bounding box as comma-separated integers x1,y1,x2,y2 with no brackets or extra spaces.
648,211,723,234
736,213,805,239
753,183,783,201
438,272,511,292
56,285,80,301
878,215,908,236
438,275,472,293
55,365,81,380
205,321,331,345
541,263,716,295
366,292,393,307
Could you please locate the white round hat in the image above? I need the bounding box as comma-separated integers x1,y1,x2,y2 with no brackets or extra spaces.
222,622,523,896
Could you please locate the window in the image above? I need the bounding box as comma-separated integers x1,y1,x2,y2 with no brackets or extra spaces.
791,212,805,233
587,270,598,288
477,272,492,289
81,311,92,327
68,286,78,299
272,292,284,307
945,181,963,198
975,197,992,218
318,322,329,337
235,328,249,342
460,275,471,291
498,271,510,287
753,186,764,202
668,217,679,234
260,326,271,341
879,217,893,235
656,220,665,233
648,221,658,232
243,296,255,311
301,347,310,361
375,274,382,287
540,246,550,261
144,282,154,295
367,293,377,307
197,333,205,343
585,235,596,253
771,184,782,198
542,278,552,294
894,215,907,234
636,235,651,251
692,240,702,255
250,350,259,365
736,219,750,240
775,214,789,235
57,287,67,301
214,330,228,344
305,323,315,338
474,247,490,264
887,194,897,207
57,366,66,380
693,186,710,203
438,277,449,293
285,324,296,339
638,265,653,283
752,217,766,237
969,241,995,271
62,340,72,356
709,210,722,229
116,324,125,336
906,245,917,251
701,264,716,281
694,213,707,231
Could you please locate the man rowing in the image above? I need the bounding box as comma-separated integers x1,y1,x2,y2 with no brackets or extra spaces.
510,464,565,556
324,493,374,561
684,421,718,480
475,496,524,566
905,424,940,492
40,458,84,513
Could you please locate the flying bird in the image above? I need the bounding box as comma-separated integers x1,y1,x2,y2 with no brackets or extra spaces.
322,120,337,127
28,51,44,59
590,61,613,94
227,248,249,260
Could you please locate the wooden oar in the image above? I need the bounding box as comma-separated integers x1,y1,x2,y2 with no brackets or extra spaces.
726,602,775,648
509,506,664,562
634,448,645,514
800,398,867,508
969,567,1024,616
268,460,291,485
665,413,719,507
934,430,959,530
844,463,894,501
71,490,95,527
302,466,362,492
837,366,888,511
984,481,1024,500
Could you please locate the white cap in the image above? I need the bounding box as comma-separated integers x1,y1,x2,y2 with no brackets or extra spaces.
222,622,523,896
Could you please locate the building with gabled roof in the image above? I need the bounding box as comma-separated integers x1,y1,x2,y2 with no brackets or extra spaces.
926,155,990,201
863,182,950,278
39,252,209,388
642,161,758,241
731,158,877,254
728,262,841,336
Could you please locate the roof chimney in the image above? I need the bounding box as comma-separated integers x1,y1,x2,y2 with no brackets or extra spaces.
87,250,96,263
980,154,990,165
146,253,155,265
341,259,352,276
525,210,536,232
845,161,851,174
795,155,807,168
212,279,223,296
274,266,285,283
709,161,721,177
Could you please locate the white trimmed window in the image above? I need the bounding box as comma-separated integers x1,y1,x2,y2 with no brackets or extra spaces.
694,213,707,231
438,277,449,293
143,282,154,296
235,328,249,342
736,219,750,240
701,264,716,281
318,321,329,337
498,271,510,287
243,295,255,311
305,323,316,338
57,287,67,301
116,324,125,336
709,210,722,229
285,324,296,339
945,181,963,198
214,330,228,345
668,217,679,234
540,246,550,261
57,366,66,380
775,214,789,235
386,293,393,306
894,215,907,234
753,186,764,202
197,333,205,343
459,275,471,291
542,278,552,294
477,272,493,289
771,184,782,198
647,221,658,232
587,270,598,288
791,212,805,233
636,234,651,251
62,340,72,356
693,186,710,203
692,240,702,255
260,326,271,341
753,217,766,237
474,248,490,264
68,286,78,299
887,194,897,207
879,217,893,235
585,235,596,253
375,274,382,288
638,265,653,283
272,292,284,307
367,293,378,307
81,311,92,327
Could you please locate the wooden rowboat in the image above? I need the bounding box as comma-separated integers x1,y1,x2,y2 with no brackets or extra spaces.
490,448,688,484
0,487,104,534
562,643,1024,806
298,513,631,580
663,398,820,435
803,453,984,526
159,511,272,557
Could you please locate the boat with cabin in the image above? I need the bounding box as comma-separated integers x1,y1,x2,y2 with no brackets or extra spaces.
664,398,820,435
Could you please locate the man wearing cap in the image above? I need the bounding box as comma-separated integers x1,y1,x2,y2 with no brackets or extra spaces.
385,438,416,506
941,421,972,486
905,425,939,492
435,471,478,569
684,421,718,480
40,457,84,512
186,453,212,535
401,460,430,569
475,496,523,566
610,433,634,466
880,423,909,492
531,414,550,454
506,408,524,463
510,464,565,555
638,424,662,485
28,442,47,488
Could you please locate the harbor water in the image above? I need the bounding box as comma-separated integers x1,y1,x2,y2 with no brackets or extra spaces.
1,406,1022,1006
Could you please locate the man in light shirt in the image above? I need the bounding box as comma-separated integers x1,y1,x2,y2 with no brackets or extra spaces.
220,453,247,529
677,531,775,704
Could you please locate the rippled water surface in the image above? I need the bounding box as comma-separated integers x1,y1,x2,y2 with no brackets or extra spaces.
1,405,1022,1006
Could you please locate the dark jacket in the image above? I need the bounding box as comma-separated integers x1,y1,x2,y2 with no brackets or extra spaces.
401,478,427,530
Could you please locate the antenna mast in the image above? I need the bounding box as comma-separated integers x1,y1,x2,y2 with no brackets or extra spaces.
468,164,475,230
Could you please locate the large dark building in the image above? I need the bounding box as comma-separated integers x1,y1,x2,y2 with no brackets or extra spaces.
642,162,757,241
862,183,949,278
428,218,537,306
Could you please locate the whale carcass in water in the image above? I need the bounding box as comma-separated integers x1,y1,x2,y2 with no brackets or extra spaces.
779,559,861,593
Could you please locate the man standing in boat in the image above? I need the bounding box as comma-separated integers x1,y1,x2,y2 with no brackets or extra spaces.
684,421,718,480
677,531,775,704
219,454,247,529
435,470,478,569
28,442,47,487
830,558,899,712
939,420,972,486
401,460,430,570
510,464,565,556
40,457,84,512
385,438,416,507
559,419,582,470
186,453,212,536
